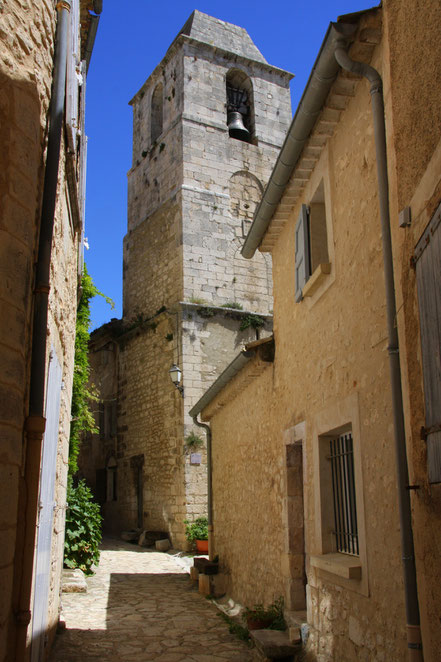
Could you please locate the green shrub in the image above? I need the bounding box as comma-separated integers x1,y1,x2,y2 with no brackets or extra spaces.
184,516,208,542
184,431,204,450
243,596,286,630
64,478,102,575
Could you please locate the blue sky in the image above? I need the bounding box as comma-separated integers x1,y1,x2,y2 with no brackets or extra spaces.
85,0,373,329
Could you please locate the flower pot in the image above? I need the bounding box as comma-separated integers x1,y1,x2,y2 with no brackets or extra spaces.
196,539,208,553
246,615,273,630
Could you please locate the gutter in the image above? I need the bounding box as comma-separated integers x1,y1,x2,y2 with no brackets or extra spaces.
241,21,357,259
334,42,422,661
84,0,103,73
16,2,71,657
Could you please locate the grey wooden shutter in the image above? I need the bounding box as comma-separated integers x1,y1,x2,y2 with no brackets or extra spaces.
77,60,87,278
31,349,62,662
295,204,311,302
66,0,80,151
414,201,441,483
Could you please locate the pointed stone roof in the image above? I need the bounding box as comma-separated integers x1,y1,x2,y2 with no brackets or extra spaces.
177,10,267,63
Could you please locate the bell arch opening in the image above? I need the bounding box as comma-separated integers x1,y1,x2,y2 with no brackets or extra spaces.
226,69,255,144
151,82,163,144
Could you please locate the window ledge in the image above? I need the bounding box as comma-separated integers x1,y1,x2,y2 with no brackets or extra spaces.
310,553,362,580
303,263,331,298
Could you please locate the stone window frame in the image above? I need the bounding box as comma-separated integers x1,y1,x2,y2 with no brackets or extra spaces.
309,393,369,596
295,178,333,302
151,82,164,144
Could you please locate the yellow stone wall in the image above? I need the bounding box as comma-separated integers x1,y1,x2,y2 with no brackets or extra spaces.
383,1,441,659
0,1,83,658
203,31,414,661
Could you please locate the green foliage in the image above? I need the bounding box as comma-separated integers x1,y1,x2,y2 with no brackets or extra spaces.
243,597,286,631
219,613,251,643
64,478,102,575
165,333,174,342
184,431,204,450
220,302,243,310
69,266,113,474
184,516,208,542
189,296,207,304
239,314,265,332
197,306,216,318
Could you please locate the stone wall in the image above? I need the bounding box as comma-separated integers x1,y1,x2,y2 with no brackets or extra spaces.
0,1,85,659
383,1,441,659
202,30,410,661
110,14,293,549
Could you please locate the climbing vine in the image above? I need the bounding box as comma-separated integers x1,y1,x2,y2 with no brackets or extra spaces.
69,265,113,475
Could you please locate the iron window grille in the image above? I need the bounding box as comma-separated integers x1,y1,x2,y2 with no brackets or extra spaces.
328,432,359,555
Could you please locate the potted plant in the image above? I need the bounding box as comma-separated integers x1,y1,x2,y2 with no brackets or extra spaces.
184,516,208,553
243,597,286,631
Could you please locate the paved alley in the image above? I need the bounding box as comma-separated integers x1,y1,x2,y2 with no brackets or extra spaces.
49,538,253,662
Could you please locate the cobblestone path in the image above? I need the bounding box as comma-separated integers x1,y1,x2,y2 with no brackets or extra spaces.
50,538,253,662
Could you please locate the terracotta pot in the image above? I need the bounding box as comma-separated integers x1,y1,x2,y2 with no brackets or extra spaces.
246,615,273,630
196,539,208,553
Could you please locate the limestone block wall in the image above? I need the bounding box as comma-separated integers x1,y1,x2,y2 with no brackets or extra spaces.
180,42,291,311
123,197,183,320
116,314,189,543
128,54,184,233
202,46,409,661
181,304,273,526
0,1,82,658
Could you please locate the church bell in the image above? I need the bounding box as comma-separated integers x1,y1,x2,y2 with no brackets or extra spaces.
227,111,250,141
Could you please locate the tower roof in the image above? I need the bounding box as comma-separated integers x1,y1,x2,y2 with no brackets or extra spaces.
177,10,267,64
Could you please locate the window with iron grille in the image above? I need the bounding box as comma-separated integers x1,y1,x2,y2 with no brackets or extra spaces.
328,432,359,555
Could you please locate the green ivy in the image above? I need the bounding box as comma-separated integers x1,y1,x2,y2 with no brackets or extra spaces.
69,266,113,474
239,314,265,331
64,478,102,575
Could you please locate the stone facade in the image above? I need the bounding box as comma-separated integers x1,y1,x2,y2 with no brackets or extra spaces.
197,3,441,661
84,11,292,548
0,1,99,660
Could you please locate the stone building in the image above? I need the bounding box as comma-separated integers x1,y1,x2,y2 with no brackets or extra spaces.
82,11,292,547
0,1,101,660
191,2,441,661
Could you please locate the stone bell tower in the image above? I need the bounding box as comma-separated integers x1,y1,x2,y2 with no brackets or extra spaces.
111,11,293,546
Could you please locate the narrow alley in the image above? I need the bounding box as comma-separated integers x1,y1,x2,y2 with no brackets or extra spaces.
49,538,253,662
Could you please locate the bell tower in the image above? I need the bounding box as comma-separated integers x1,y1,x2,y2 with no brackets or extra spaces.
116,11,293,546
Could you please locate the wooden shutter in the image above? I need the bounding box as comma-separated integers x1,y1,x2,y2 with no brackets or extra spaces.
414,201,441,483
31,350,62,662
295,204,311,302
66,0,80,151
77,60,87,278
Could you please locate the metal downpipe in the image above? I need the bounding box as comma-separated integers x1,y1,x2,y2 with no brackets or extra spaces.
192,416,213,561
15,2,71,658
334,44,422,661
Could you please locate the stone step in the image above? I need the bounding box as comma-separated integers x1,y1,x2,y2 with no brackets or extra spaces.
62,568,87,593
250,629,302,661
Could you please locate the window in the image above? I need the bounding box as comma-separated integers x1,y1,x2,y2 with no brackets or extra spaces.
310,395,368,594
295,181,330,302
328,432,359,555
226,69,255,144
99,401,117,439
151,83,163,144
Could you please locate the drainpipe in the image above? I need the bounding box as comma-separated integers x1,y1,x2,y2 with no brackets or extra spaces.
192,416,214,561
15,2,71,658
334,42,423,662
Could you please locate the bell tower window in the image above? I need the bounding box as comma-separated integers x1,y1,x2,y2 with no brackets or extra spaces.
151,83,163,144
226,69,255,144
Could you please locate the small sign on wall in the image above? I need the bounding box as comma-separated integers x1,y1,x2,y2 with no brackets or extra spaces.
190,453,201,465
